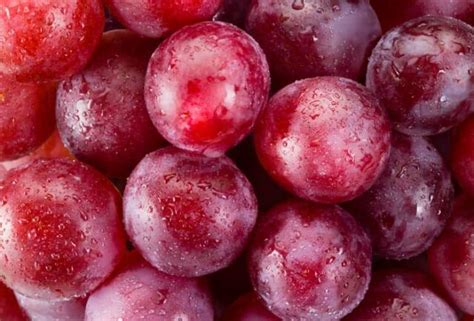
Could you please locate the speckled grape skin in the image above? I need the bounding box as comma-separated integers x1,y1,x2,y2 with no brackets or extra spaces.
222,292,280,321
245,0,381,87
145,21,270,157
254,77,391,204
16,292,85,321
248,199,372,321
0,282,27,321
451,115,474,196
0,131,72,181
428,196,474,314
0,78,56,161
345,134,454,260
344,269,458,321
0,159,126,300
0,0,104,83
123,146,258,277
56,30,165,178
371,0,474,32
367,16,474,136
105,0,222,38
85,257,214,321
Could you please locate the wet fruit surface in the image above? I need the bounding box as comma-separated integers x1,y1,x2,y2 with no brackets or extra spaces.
0,78,56,161
85,256,214,321
367,15,474,136
248,199,372,321
0,0,104,82
346,134,454,260
255,77,391,204
428,195,474,315
145,21,270,157
344,269,458,321
56,30,165,178
105,0,222,38
124,147,258,277
246,0,382,87
0,159,125,300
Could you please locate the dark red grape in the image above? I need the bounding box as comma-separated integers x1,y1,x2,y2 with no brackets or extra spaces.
248,199,372,321
344,269,457,321
245,0,381,87
85,256,214,321
372,0,474,32
0,78,56,161
123,146,258,277
0,0,104,83
345,134,454,260
56,30,165,178
451,115,474,195
222,292,280,321
367,15,474,136
0,131,73,181
428,195,474,314
254,77,391,204
213,0,251,27
145,21,270,157
0,158,126,300
105,0,222,38
16,292,85,321
0,282,27,321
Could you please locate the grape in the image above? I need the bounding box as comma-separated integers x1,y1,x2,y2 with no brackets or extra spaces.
0,158,126,300
222,292,280,321
123,146,258,277
254,77,391,204
245,0,381,87
0,0,104,83
371,0,474,32
16,292,85,321
451,115,474,196
367,15,474,136
213,0,252,27
0,78,56,161
344,269,458,321
0,131,72,181
145,21,270,157
84,256,214,321
56,30,165,178
345,134,454,260
104,0,222,38
0,282,27,321
428,195,474,314
248,199,372,321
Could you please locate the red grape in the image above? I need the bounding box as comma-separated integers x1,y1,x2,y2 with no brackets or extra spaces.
0,78,56,161
451,115,474,196
145,21,270,157
16,292,85,321
367,15,474,136
372,0,474,32
0,282,27,321
105,0,222,38
428,195,474,314
344,269,457,321
85,256,214,321
0,131,73,181
0,158,126,300
245,0,381,87
123,146,258,277
248,199,372,321
214,0,251,27
0,0,104,83
56,30,165,178
222,292,280,321
345,134,454,260
254,77,391,204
